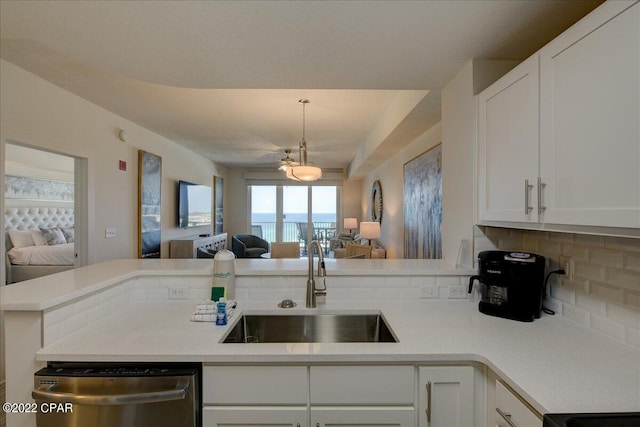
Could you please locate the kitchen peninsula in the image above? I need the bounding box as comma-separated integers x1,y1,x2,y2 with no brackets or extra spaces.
2,259,639,427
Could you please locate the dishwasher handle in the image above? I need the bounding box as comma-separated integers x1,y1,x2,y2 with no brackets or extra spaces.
32,380,190,405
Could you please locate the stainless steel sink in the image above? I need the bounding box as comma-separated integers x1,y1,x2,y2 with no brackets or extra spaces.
221,313,397,343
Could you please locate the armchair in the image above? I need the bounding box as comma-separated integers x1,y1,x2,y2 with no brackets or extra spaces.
231,234,269,258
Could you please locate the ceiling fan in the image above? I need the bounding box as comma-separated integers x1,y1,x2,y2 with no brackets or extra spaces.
278,149,299,171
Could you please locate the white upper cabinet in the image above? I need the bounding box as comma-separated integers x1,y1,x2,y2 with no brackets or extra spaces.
539,1,640,228
477,0,640,231
477,55,540,223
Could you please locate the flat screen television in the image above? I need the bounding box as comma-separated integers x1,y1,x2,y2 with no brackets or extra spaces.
177,180,213,229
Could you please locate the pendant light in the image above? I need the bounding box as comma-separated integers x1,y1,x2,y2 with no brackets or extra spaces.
286,99,322,182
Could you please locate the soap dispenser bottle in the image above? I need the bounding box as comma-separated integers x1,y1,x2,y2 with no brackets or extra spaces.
216,298,227,326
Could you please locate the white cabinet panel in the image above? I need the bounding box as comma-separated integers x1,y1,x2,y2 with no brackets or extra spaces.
310,365,414,405
311,407,415,427
539,2,640,228
203,366,307,405
203,407,308,427
418,366,474,427
477,55,540,223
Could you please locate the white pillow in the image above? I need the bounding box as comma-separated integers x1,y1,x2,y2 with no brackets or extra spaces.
7,229,35,248
30,229,48,246
40,227,67,246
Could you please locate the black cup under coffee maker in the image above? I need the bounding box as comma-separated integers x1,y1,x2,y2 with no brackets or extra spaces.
468,250,546,322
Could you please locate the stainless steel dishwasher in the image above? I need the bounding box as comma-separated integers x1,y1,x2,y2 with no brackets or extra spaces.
33,363,200,427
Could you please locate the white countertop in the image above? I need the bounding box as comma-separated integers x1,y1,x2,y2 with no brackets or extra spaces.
0,258,473,311
36,298,640,415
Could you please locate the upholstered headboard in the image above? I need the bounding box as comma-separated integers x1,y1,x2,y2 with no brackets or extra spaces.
5,207,75,250
5,207,74,231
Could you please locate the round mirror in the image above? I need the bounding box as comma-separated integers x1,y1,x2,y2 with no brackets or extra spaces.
371,180,383,223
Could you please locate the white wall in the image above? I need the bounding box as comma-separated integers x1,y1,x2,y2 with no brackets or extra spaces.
0,59,227,263
441,62,476,267
361,123,442,259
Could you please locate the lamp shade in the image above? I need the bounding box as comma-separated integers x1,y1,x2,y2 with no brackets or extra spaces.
343,217,358,230
359,221,381,240
286,165,322,182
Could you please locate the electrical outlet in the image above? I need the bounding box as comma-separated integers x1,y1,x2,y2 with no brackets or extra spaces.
420,287,438,299
105,228,116,239
558,255,574,281
168,287,188,299
448,285,467,299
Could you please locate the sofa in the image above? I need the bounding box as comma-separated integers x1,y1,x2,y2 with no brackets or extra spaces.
329,232,386,259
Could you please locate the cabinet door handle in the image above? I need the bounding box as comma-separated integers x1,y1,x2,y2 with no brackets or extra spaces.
496,407,518,427
537,177,547,215
425,381,432,424
524,179,534,214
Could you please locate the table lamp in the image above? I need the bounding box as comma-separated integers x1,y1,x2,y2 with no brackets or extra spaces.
360,221,380,246
344,217,358,233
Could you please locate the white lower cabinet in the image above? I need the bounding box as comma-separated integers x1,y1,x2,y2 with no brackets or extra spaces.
203,407,308,427
310,407,415,427
310,365,415,427
494,380,541,427
418,366,475,427
203,364,483,427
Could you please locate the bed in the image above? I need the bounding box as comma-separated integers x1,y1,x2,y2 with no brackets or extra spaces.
4,207,75,283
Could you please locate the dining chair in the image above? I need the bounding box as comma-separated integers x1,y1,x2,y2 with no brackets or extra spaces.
270,242,301,258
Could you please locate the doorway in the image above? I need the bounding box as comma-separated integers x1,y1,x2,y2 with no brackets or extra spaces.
2,141,88,285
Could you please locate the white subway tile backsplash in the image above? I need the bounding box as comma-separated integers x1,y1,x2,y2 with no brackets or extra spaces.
58,311,88,338
575,293,605,316
624,253,640,272
623,289,640,310
476,226,640,347
561,277,589,295
411,276,438,287
87,301,115,324
574,234,604,248
548,232,574,243
590,314,625,342
624,327,640,350
606,303,640,329
589,247,624,268
590,281,624,305
436,276,463,286
561,244,589,261
605,267,640,290
44,303,74,326
574,261,606,282
604,237,640,253
562,304,590,326
550,284,575,305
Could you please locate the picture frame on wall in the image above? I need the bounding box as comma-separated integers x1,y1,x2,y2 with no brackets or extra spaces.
214,175,223,234
138,150,162,258
403,144,442,259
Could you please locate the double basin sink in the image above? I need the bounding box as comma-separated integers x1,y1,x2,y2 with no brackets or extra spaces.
221,312,397,344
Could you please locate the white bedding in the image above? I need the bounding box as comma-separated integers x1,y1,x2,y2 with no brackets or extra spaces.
7,243,74,266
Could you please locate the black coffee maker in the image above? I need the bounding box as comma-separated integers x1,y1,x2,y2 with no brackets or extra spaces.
468,250,546,322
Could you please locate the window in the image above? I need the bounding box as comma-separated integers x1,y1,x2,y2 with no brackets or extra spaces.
250,185,339,255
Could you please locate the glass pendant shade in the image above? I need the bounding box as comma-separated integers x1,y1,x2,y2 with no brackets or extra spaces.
286,165,322,181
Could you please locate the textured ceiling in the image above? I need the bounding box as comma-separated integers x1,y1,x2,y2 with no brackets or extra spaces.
0,0,603,176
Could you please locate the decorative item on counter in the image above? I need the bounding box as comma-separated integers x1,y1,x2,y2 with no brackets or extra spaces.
213,249,236,299
190,300,237,322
